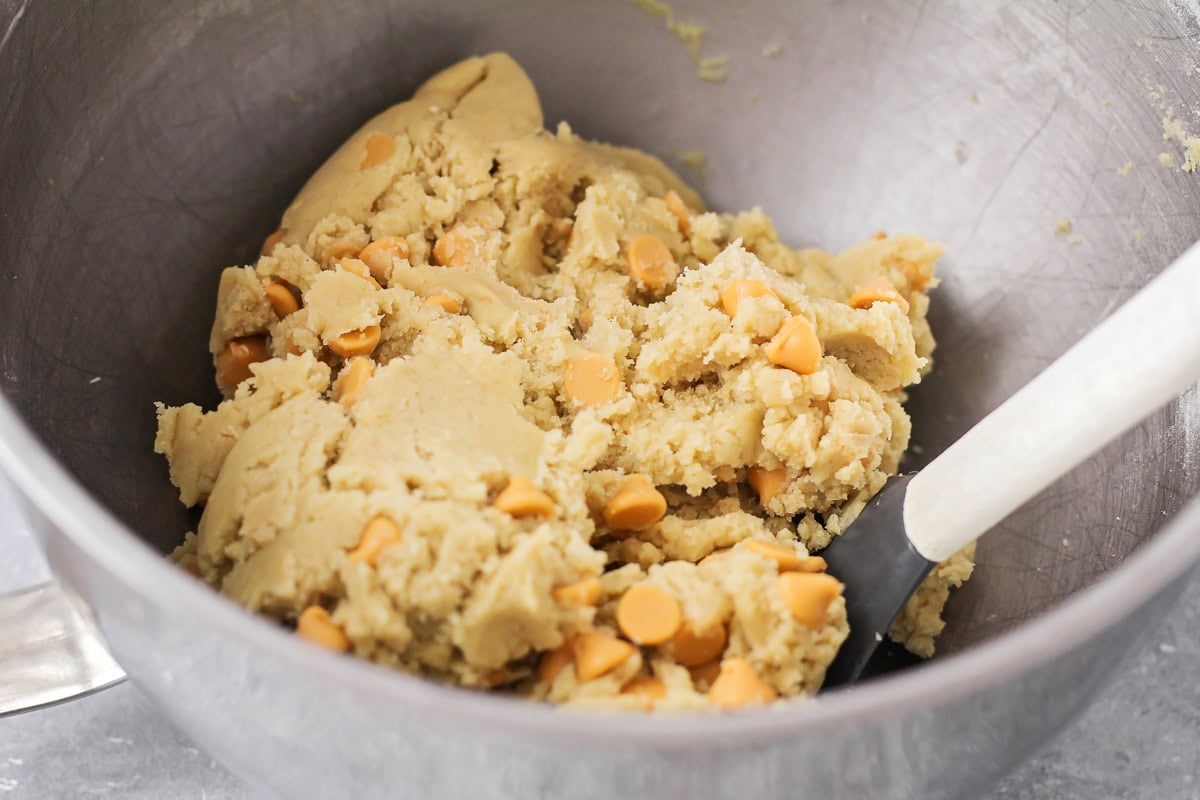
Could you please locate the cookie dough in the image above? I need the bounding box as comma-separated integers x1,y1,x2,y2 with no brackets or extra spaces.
156,53,973,711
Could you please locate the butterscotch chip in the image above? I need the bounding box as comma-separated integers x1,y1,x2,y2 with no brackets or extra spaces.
573,631,636,681
850,275,910,313
538,641,575,684
671,621,727,667
296,606,350,652
333,357,375,405
215,336,269,391
493,475,556,518
763,316,822,375
747,467,787,506
620,675,668,709
616,584,682,645
263,280,300,318
360,133,396,170
720,279,778,317
778,573,843,629
626,234,678,289
603,475,667,530
564,352,621,406
552,577,602,606
664,190,691,234
347,515,400,565
708,659,776,709
261,228,287,256
328,325,381,358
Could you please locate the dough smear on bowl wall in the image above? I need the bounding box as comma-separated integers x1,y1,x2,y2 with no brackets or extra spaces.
153,52,973,711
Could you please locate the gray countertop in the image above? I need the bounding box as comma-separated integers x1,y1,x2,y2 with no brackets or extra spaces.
1,482,1198,799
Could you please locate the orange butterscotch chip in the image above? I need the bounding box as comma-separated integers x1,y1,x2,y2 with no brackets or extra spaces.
360,132,396,170
708,658,777,709
616,584,682,646
720,279,779,317
337,257,382,289
296,606,350,652
492,475,556,518
347,515,401,566
896,257,931,291
664,190,691,234
797,556,828,573
620,675,668,708
359,236,410,284
764,316,822,375
263,279,300,318
424,294,462,314
321,240,361,269
850,275,910,313
625,234,679,290
564,352,621,406
333,356,375,405
689,658,722,689
537,640,575,684
747,467,787,506
671,621,727,667
552,577,602,606
603,474,667,530
328,325,381,358
573,631,636,681
777,572,843,629
216,336,270,391
744,539,808,572
260,227,287,256
433,227,477,268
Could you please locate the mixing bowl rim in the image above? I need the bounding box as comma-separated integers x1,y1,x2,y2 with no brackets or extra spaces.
1,390,1198,746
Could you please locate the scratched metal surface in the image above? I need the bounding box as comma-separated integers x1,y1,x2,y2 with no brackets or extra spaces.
2,2,1200,798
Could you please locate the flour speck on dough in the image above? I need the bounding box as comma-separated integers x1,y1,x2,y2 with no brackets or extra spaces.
155,54,970,711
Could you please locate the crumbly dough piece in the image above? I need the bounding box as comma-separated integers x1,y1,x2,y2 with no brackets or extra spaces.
158,53,969,711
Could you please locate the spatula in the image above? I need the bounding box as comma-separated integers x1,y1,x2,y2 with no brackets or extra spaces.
820,244,1200,688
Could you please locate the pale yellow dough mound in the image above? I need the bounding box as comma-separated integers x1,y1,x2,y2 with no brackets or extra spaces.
156,53,973,711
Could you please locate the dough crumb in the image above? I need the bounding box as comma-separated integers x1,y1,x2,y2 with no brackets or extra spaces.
628,0,727,84
1162,112,1200,172
762,42,782,58
671,148,709,185
1159,152,1176,168
697,55,729,83
1054,217,1073,235
1118,161,1134,177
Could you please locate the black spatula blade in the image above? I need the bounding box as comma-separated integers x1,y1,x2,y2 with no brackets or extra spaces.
819,473,937,689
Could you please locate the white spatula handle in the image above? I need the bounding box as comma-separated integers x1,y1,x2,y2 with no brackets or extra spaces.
904,245,1200,562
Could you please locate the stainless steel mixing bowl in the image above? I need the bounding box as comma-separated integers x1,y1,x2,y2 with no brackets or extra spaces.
2,1,1199,797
